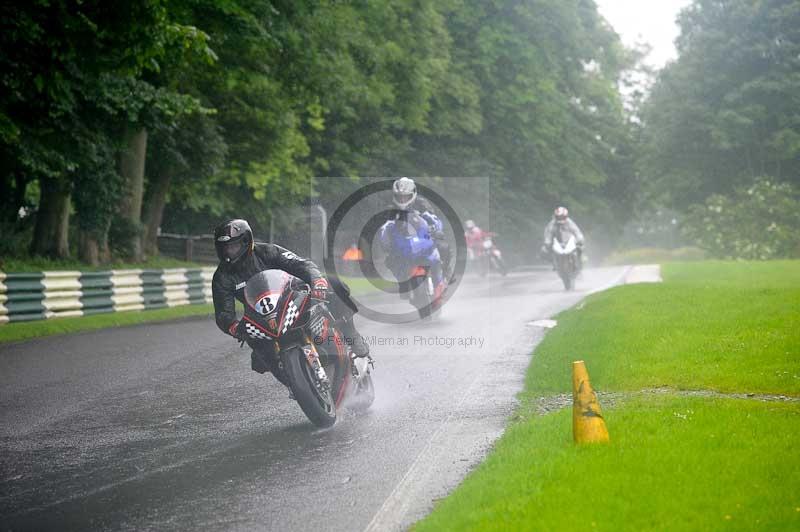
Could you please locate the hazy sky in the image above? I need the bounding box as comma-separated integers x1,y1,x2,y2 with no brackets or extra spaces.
595,0,693,68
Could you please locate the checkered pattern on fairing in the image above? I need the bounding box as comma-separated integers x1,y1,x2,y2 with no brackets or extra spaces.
245,321,270,340
308,314,326,337
281,300,299,333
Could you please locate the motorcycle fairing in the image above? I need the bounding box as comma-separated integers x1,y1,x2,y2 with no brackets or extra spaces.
552,235,577,255
243,270,310,339
330,328,350,407
380,211,436,260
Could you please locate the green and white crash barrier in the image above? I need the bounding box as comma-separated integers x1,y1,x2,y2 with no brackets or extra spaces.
0,268,215,324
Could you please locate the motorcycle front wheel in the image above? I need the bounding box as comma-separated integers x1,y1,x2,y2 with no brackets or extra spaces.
410,276,434,320
492,256,508,276
557,258,574,291
479,256,489,277
281,346,337,427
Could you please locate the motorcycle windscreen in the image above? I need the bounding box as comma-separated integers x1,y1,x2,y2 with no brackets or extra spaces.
244,270,291,316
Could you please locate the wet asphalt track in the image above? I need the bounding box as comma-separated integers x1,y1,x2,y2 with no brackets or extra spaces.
0,267,628,531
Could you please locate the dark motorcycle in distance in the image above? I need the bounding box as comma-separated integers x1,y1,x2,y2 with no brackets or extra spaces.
551,229,580,291
241,270,374,427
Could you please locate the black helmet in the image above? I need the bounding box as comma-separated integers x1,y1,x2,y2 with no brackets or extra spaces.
214,219,254,264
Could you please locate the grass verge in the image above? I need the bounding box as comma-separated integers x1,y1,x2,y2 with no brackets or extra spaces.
0,304,213,345
416,260,800,531
529,260,800,395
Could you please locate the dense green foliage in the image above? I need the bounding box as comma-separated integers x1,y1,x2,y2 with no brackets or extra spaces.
682,178,800,259
8,0,797,266
640,0,800,217
1,0,634,266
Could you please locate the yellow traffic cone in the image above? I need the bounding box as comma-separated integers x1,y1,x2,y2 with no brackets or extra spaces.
572,360,610,443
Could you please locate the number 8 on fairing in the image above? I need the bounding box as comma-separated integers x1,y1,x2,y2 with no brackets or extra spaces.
257,296,276,314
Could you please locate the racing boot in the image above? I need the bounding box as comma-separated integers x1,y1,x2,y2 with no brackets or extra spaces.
339,317,370,358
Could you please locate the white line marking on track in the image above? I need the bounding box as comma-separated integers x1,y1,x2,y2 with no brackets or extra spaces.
363,371,484,532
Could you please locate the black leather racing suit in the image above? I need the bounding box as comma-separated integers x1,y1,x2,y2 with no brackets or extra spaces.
212,242,359,375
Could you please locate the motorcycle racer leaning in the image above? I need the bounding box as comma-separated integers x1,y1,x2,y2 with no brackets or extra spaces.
212,219,371,379
541,206,585,266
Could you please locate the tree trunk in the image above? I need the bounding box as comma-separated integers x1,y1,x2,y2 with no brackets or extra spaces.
118,125,148,261
78,231,100,267
141,169,172,258
0,173,14,223
79,223,112,266
30,177,71,258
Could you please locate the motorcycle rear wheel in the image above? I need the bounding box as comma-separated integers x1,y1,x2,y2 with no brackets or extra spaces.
281,346,337,427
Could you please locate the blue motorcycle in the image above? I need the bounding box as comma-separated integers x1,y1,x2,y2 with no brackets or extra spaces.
379,211,448,319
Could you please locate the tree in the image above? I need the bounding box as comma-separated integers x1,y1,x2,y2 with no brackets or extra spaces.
143,112,226,256
3,0,639,265
408,0,635,256
640,0,800,211
0,0,211,262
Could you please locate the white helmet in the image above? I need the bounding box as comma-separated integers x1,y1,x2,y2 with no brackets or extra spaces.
464,219,476,230
392,177,417,209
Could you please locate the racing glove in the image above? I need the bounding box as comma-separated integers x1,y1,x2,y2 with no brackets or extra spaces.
310,278,330,302
228,319,248,347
